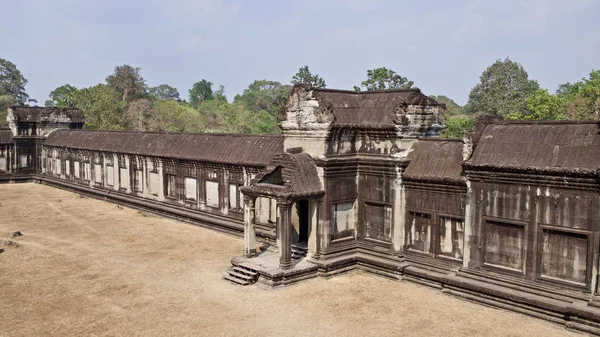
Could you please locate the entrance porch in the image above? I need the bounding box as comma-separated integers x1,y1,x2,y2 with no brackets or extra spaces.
225,150,324,285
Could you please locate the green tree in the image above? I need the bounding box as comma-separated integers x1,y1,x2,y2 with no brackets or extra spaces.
195,99,278,134
248,110,278,134
508,89,566,120
214,85,227,103
44,100,55,107
465,58,539,117
149,100,206,132
106,65,147,102
577,69,600,119
291,65,326,88
565,96,593,120
149,84,180,101
556,82,582,99
354,67,414,91
73,84,126,130
0,58,29,104
430,95,463,116
0,95,15,127
189,79,214,107
233,80,290,118
49,84,78,107
124,98,153,131
556,69,600,120
442,116,474,138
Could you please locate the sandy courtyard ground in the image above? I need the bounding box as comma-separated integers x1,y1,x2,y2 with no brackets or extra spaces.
0,183,579,337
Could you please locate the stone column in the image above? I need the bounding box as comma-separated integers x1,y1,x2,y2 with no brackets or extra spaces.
462,180,474,269
243,196,257,257
278,199,294,270
311,198,323,259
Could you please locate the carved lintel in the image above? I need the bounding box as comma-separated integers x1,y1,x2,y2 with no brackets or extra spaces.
276,198,294,208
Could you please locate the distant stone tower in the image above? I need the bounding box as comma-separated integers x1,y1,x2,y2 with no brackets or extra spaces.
278,84,445,159
5,106,84,175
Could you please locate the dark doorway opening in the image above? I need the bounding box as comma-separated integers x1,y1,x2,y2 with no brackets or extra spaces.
297,199,309,243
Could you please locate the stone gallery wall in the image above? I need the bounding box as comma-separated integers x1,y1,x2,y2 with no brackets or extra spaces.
41,145,277,232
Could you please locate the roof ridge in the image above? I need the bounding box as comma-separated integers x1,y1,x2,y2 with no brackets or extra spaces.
312,87,421,94
499,120,600,125
11,106,82,110
52,129,283,138
419,137,463,142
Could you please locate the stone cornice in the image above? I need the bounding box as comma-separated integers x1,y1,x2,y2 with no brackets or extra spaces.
403,180,467,194
465,169,600,191
463,162,599,179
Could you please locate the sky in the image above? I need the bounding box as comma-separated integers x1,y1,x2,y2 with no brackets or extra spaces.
2,0,599,106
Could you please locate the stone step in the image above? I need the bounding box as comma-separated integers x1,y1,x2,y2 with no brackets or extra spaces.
291,246,307,259
292,252,306,259
222,273,252,286
232,266,258,277
292,245,308,253
228,270,255,281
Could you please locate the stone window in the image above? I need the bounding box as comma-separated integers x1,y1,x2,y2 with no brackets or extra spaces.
438,216,464,260
185,177,197,201
119,166,129,189
65,159,70,176
541,228,588,286
107,166,114,186
46,157,53,173
331,201,355,240
0,148,6,172
134,169,143,192
365,203,392,242
149,172,160,195
165,173,177,198
83,163,91,181
205,180,219,207
94,164,102,183
228,183,242,211
407,211,432,253
484,220,525,272
19,154,31,169
55,158,62,175
74,161,80,179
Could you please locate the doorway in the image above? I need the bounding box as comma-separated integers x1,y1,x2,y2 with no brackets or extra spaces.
297,199,309,243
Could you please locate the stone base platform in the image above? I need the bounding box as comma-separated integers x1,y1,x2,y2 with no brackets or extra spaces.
229,249,600,335
231,251,319,287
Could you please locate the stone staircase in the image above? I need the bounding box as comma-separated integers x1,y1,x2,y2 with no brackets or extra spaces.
292,244,308,260
223,265,259,285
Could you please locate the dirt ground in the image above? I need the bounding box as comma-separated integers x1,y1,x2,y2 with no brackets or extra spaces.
0,184,579,337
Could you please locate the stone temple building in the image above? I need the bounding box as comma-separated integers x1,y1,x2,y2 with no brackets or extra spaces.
3,84,600,334
1,106,84,179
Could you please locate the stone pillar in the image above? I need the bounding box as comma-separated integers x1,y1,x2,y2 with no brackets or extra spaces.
278,199,294,270
392,168,406,255
311,198,323,259
243,196,257,257
462,180,474,269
